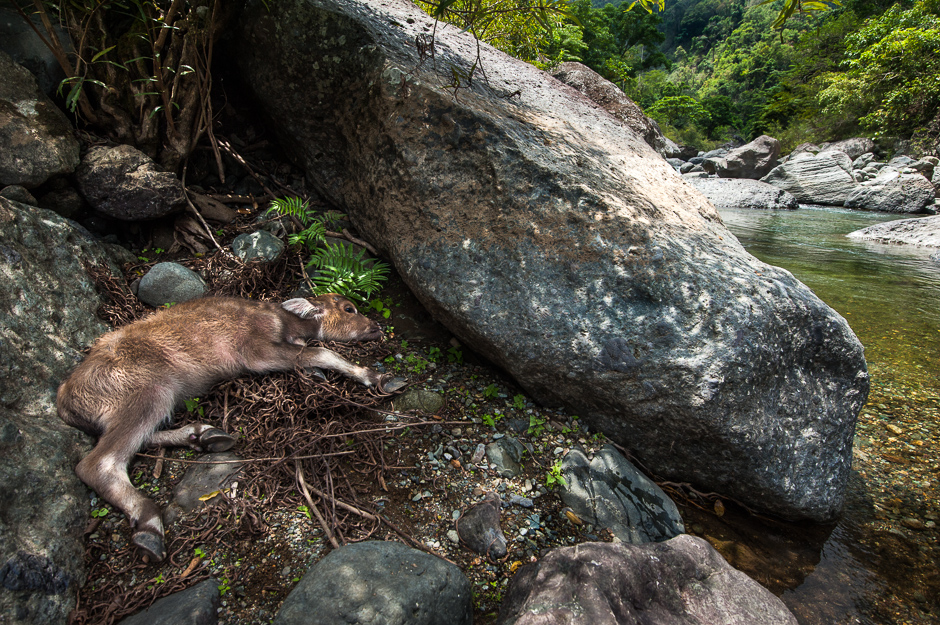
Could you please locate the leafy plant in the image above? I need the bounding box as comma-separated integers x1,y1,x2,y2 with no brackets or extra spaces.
481,414,497,428
308,242,390,304
528,414,547,436
184,397,204,418
447,347,464,364
369,298,393,319
546,460,567,489
483,384,499,399
297,505,311,520
218,578,231,597
427,347,443,362
512,394,526,410
90,507,109,518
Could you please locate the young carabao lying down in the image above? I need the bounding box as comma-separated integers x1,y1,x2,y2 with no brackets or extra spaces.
57,294,405,561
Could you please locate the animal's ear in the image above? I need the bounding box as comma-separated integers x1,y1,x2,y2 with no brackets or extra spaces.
282,298,325,319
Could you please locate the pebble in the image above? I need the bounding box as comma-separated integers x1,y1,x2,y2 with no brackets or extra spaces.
493,433,505,440
471,444,486,464
447,530,460,544
509,494,534,508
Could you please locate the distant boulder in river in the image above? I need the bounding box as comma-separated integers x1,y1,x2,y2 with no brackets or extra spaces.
761,150,859,205
685,177,798,210
232,0,869,522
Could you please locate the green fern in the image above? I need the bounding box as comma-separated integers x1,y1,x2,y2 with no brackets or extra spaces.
308,242,390,303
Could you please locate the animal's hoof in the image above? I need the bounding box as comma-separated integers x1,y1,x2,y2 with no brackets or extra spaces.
306,367,328,381
133,530,166,562
199,428,236,453
380,376,408,394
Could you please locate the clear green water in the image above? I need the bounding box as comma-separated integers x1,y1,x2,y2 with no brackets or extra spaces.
718,206,940,624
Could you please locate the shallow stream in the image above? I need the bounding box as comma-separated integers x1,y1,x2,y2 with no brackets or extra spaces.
714,206,939,625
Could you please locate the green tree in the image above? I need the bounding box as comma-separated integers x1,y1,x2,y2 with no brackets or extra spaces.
816,1,940,137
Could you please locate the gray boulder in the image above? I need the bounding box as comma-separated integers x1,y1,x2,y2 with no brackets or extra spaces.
844,168,935,213
273,541,472,625
164,452,244,525
560,445,684,544
685,177,798,210
496,537,798,625
847,215,940,247
551,62,669,157
0,7,68,96
761,150,859,205
233,0,869,522
0,197,126,624
137,262,206,307
75,144,185,220
709,134,780,179
231,230,285,262
455,492,508,560
852,152,876,170
117,578,220,625
0,50,79,188
486,436,525,478
818,137,875,160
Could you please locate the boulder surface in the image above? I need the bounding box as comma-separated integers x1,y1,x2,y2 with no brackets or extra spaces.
551,62,669,157
847,215,940,247
708,134,780,179
0,50,79,188
0,198,125,624
233,0,869,521
496,537,798,625
761,151,859,205
685,177,798,210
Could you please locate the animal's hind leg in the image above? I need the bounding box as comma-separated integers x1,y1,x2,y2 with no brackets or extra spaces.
150,424,236,452
75,431,167,561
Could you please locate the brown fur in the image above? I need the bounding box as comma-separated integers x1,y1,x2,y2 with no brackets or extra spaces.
57,294,400,562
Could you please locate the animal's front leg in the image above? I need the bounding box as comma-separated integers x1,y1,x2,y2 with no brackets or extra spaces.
297,346,406,393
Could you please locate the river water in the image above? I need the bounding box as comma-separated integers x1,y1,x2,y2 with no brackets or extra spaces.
712,206,940,625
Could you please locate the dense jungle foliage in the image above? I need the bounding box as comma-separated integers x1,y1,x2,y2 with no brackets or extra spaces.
422,0,940,153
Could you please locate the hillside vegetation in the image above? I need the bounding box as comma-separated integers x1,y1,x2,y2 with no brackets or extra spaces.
422,0,940,153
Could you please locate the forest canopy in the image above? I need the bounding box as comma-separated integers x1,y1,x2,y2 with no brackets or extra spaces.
419,0,940,153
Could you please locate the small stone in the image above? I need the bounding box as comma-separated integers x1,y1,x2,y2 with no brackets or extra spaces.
884,423,904,435
901,518,926,530
493,433,505,440
447,530,460,544
471,444,486,464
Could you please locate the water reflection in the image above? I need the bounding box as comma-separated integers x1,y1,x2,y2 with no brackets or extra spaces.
713,206,940,624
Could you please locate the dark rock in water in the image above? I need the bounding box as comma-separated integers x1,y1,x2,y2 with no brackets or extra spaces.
0,50,79,188
560,445,684,544
551,62,669,157
456,492,508,560
847,215,940,247
164,452,244,525
137,262,207,307
273,541,472,625
75,145,184,221
233,0,869,522
0,197,126,624
117,578,220,625
685,177,798,210
496,537,799,625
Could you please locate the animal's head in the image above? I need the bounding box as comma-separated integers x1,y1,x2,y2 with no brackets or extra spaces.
282,294,383,342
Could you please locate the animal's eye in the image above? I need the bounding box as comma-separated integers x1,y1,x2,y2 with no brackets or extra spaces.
345,306,355,313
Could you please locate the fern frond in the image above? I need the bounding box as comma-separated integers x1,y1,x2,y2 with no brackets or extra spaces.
308,242,390,303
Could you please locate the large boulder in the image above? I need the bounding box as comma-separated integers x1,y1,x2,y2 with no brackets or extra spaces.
74,144,185,220
685,177,799,210
232,0,869,522
847,215,940,247
844,168,935,213
496,537,798,625
0,197,125,624
707,134,780,179
273,541,472,625
761,150,859,205
0,50,79,188
819,137,876,160
551,62,669,157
